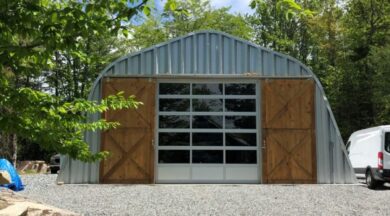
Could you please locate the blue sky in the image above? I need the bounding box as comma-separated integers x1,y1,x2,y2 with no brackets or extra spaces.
209,0,254,14
154,0,254,15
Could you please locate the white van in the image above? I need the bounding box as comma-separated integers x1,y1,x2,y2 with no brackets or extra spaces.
347,125,390,189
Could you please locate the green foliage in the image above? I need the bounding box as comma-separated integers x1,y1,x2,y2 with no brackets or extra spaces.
0,0,149,162
46,33,125,99
250,0,314,19
127,0,252,50
329,0,390,138
247,0,319,62
0,77,142,162
0,0,148,77
370,45,390,125
248,0,390,140
126,16,168,51
163,0,252,39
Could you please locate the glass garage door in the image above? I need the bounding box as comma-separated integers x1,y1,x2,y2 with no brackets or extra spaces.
156,81,260,183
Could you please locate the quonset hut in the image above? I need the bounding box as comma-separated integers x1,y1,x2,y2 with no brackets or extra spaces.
57,31,356,184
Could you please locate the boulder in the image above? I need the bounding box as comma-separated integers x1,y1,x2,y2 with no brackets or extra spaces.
0,189,79,216
37,163,48,174
17,160,49,174
0,170,11,185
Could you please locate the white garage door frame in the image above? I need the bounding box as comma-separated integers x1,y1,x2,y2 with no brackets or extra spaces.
154,79,262,184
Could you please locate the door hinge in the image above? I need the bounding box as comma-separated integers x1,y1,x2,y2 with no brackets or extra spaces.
262,139,266,149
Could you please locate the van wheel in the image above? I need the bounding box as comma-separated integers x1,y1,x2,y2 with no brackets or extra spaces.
366,169,378,189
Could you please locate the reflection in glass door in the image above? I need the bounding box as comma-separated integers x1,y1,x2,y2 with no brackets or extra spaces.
156,81,260,183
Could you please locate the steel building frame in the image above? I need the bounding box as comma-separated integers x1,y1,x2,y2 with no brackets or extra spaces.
58,30,356,184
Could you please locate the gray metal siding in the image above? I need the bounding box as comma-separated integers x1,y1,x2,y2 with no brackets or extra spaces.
314,84,356,184
58,30,356,184
108,32,313,77
57,81,101,184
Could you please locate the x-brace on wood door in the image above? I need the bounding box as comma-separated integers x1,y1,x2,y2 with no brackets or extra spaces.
100,77,155,184
262,79,316,184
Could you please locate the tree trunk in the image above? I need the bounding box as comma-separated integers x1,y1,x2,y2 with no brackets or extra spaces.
73,57,79,98
0,132,12,162
54,51,60,97
12,133,17,167
0,132,4,158
81,39,90,98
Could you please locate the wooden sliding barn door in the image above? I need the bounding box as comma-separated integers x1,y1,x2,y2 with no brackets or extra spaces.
100,78,155,184
262,79,316,184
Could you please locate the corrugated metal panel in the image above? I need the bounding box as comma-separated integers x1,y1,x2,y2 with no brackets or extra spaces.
57,80,101,184
57,30,356,184
314,83,356,184
316,86,330,183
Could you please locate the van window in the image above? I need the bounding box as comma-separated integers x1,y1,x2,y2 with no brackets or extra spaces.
385,133,390,153
346,141,351,154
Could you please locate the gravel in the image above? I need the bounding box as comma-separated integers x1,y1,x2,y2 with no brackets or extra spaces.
19,174,390,215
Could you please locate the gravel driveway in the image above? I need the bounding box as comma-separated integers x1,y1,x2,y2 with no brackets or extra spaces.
19,174,390,215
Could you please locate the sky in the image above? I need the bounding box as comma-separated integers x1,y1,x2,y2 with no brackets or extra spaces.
154,0,254,15
209,0,254,14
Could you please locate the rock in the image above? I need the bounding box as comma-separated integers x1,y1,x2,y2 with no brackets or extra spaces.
17,161,32,173
0,189,79,216
17,161,50,174
0,193,10,210
37,164,48,174
0,170,11,184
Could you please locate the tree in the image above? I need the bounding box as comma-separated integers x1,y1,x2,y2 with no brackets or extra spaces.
247,0,390,141
127,15,168,51
331,0,390,139
248,0,316,63
0,0,154,162
127,0,252,50
163,0,252,39
370,44,390,125
0,79,142,162
44,32,126,99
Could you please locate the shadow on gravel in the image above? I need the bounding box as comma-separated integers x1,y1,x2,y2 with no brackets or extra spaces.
372,184,390,191
357,179,390,190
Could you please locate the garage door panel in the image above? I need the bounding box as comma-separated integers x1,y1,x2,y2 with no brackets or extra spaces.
267,160,291,181
290,159,313,181
123,160,148,180
263,80,314,129
158,167,191,181
156,81,260,183
130,143,153,176
225,167,259,181
291,134,314,172
103,80,155,128
262,79,316,184
100,78,155,184
100,135,122,178
192,167,224,180
106,110,151,128
265,134,287,172
104,129,146,153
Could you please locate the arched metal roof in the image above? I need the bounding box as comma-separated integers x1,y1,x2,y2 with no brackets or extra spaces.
89,30,313,94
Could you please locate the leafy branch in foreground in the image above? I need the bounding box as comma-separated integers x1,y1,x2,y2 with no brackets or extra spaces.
0,0,153,163
0,78,142,162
